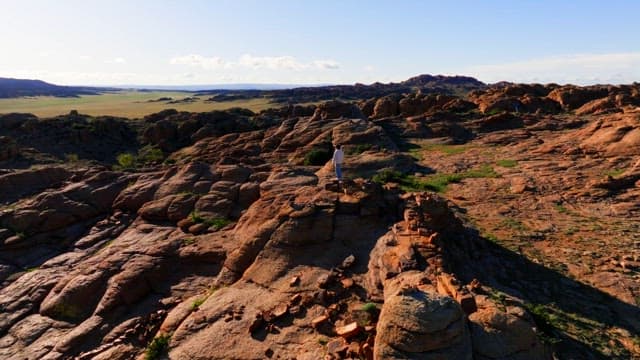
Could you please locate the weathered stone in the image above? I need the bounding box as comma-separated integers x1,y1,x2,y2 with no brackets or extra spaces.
335,322,361,339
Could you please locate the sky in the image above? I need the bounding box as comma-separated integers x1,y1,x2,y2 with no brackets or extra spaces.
0,0,639,86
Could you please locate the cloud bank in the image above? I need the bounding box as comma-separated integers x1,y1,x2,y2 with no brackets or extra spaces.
170,54,340,71
467,52,640,85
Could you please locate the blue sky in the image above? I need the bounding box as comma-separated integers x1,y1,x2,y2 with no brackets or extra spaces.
1,0,639,85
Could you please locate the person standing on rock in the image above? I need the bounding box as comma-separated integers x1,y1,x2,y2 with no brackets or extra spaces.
332,144,344,182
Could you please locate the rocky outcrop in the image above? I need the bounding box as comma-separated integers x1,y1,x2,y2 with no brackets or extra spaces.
469,295,549,360
375,287,472,359
572,112,640,156
2,83,640,359
547,85,610,110
310,100,365,121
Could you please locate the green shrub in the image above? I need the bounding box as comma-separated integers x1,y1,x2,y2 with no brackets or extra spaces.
190,297,205,311
190,211,231,230
145,334,170,360
138,145,165,165
303,148,332,166
372,169,404,184
116,153,136,169
65,153,80,162
361,302,377,312
348,143,373,155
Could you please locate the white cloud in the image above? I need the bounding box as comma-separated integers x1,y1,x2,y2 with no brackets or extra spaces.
312,59,340,70
169,54,226,70
170,53,340,71
467,52,640,85
105,57,127,64
363,65,375,72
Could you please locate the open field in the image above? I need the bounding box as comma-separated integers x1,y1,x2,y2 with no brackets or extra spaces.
0,90,276,118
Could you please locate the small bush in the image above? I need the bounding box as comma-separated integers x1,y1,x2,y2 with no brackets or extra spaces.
116,153,136,170
372,169,404,184
303,148,332,166
145,334,170,360
138,145,165,165
65,153,80,162
361,302,377,313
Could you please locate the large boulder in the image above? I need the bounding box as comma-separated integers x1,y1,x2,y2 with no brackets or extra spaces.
374,287,472,359
468,295,550,360
372,96,400,118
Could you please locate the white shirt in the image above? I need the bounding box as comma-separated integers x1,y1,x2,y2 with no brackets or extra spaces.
333,149,344,164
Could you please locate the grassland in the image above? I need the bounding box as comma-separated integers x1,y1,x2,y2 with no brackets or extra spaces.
0,90,275,118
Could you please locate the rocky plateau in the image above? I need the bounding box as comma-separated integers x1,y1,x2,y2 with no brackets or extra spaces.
1,77,639,359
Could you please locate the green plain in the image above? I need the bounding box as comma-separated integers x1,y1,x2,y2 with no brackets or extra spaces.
0,90,275,118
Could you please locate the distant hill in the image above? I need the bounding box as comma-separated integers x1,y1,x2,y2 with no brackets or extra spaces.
0,78,107,98
0,74,486,102
198,74,487,104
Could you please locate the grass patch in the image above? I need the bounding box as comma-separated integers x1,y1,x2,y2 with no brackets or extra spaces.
483,232,499,243
372,165,499,193
0,90,275,118
463,164,500,179
190,211,231,230
418,143,470,155
347,143,373,155
190,297,205,311
145,334,171,360
500,217,528,232
604,168,625,178
564,226,578,236
496,159,518,168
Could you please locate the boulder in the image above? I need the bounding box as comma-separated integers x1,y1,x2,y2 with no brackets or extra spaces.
372,96,400,118
374,287,472,359
547,86,609,110
468,297,549,359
